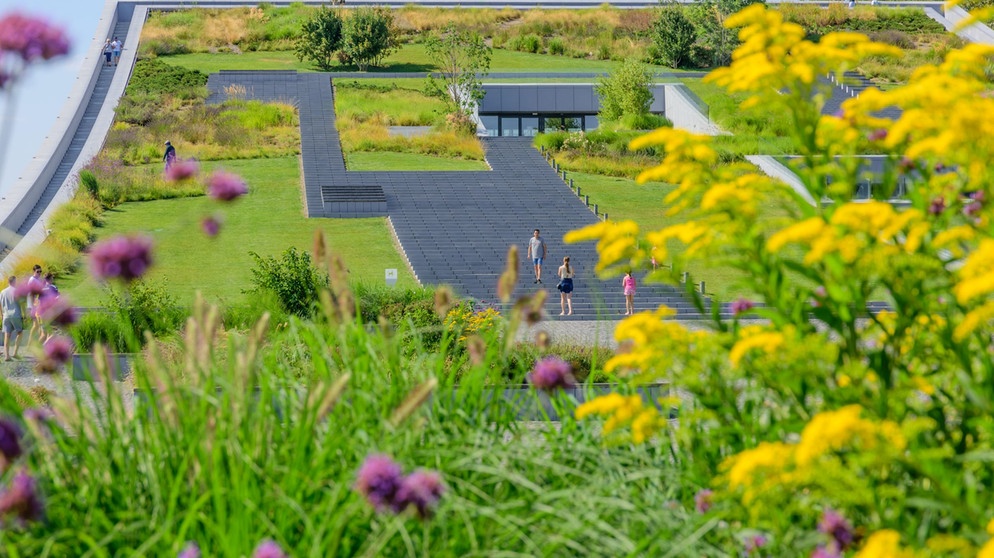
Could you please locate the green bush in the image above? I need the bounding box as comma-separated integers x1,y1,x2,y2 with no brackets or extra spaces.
294,7,343,70
548,37,567,55
596,58,654,121
71,311,129,353
505,343,613,383
105,280,186,349
79,170,99,199
125,59,207,98
867,29,915,50
340,7,395,71
533,130,569,151
619,112,671,131
651,7,697,68
248,247,329,317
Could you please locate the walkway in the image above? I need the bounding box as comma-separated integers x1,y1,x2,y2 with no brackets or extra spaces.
207,71,712,319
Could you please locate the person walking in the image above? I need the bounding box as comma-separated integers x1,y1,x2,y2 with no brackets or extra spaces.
25,265,44,343
557,256,574,316
1,277,23,361
527,229,547,284
622,270,636,315
102,39,113,67
163,141,176,171
111,36,122,66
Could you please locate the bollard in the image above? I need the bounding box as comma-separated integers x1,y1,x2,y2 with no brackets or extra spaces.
593,203,598,216
603,212,608,221
681,271,689,283
698,280,706,294
569,178,574,190
562,170,567,181
584,195,590,206
576,186,581,197
540,145,545,153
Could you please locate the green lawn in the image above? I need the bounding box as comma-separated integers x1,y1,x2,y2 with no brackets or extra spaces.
61,157,417,306
160,44,679,75
346,151,489,171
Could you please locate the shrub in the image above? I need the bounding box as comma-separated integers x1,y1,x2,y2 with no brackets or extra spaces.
340,7,395,71
125,59,208,98
651,7,697,68
867,29,914,50
105,280,186,348
534,131,570,151
248,247,329,317
548,37,566,55
79,170,99,199
71,311,129,353
596,58,654,121
619,112,671,130
294,7,343,70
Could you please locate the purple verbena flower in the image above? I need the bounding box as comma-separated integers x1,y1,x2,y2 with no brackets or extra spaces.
252,539,287,558
744,534,768,555
178,542,201,558
811,546,841,558
898,156,915,172
207,171,248,202
13,280,43,300
37,296,78,326
528,356,575,391
694,489,713,514
43,336,73,366
394,469,445,518
934,162,946,172
964,200,982,219
0,13,70,62
0,470,43,524
22,408,54,426
165,159,199,182
88,235,153,282
928,197,946,216
730,298,755,316
818,508,854,550
867,129,887,142
354,454,404,510
0,418,22,462
969,190,985,203
201,216,221,237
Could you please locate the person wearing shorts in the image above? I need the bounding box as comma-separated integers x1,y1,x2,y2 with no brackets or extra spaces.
1,276,23,361
557,256,574,316
623,270,637,315
111,37,122,66
527,229,547,284
103,39,112,67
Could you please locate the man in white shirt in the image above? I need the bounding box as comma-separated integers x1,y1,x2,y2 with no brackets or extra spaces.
527,229,547,284
0,277,23,361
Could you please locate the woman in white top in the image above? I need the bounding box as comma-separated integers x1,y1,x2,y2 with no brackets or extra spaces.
557,256,574,316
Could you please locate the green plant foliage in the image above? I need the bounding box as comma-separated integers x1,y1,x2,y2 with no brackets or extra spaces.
340,7,395,71
596,58,654,121
125,58,207,98
424,24,492,115
687,0,761,67
248,247,329,317
71,311,129,353
294,7,343,70
104,280,186,350
651,6,697,68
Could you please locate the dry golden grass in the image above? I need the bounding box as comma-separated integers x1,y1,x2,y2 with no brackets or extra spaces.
203,12,251,46
393,7,522,33
339,122,484,161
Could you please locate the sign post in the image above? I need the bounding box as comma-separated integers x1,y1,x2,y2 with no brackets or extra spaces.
385,268,397,288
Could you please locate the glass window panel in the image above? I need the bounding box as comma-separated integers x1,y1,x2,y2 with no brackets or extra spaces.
585,115,599,131
521,117,539,137
480,115,499,137
500,116,520,136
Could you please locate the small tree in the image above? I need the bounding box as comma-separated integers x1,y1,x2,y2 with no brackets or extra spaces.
248,247,329,318
340,7,395,72
688,0,761,67
294,8,343,71
652,7,697,69
595,58,654,122
424,24,492,115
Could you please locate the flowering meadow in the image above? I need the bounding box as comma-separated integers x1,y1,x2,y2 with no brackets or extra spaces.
5,3,994,556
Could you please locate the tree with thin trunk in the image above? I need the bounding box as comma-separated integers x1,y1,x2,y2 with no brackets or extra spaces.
424,24,492,115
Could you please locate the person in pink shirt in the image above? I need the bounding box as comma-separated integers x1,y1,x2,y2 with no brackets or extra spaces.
623,270,636,315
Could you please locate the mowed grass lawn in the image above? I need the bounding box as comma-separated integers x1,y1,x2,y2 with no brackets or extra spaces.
346,152,488,171
61,157,418,306
160,44,678,75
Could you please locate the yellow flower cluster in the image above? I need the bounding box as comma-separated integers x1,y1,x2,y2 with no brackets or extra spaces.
575,392,666,444
855,530,914,558
794,405,906,466
721,406,905,502
564,220,640,274
728,325,788,367
707,4,900,106
604,306,710,378
766,202,926,265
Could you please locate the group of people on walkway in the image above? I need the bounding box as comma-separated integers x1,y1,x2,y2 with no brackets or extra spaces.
526,229,637,317
102,37,122,67
0,265,61,361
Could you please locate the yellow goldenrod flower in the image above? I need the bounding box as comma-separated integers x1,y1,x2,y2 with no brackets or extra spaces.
767,217,826,253
954,300,994,341
729,328,786,367
721,441,794,489
856,530,913,558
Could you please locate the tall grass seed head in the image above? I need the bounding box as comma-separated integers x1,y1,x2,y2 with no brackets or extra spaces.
355,454,404,510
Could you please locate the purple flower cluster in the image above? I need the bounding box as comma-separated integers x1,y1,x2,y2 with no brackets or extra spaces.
0,417,22,463
928,197,946,216
12,279,43,300
0,13,69,63
744,534,768,555
528,356,575,391
253,540,288,558
40,336,73,371
730,298,755,316
178,542,201,558
355,454,445,518
201,216,222,237
165,158,199,182
0,470,43,524
810,546,840,558
37,296,78,326
818,508,854,551
694,489,713,514
88,235,153,282
207,171,248,202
